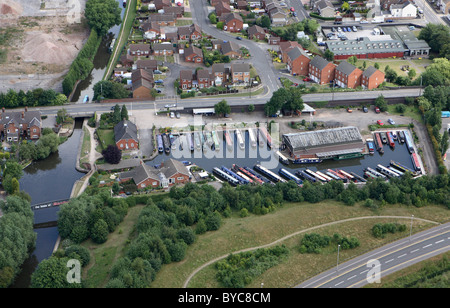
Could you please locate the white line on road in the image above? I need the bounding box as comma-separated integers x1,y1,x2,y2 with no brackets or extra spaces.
435,240,444,244
347,275,357,280
360,269,369,274
398,254,407,258
385,259,394,264
410,249,419,253
423,244,433,249
335,281,344,286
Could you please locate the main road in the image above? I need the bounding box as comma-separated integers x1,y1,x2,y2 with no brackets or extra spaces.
296,222,450,288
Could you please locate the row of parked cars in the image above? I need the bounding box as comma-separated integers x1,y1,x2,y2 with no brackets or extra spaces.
331,26,358,33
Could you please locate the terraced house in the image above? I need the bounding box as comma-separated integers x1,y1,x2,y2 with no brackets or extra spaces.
0,108,42,142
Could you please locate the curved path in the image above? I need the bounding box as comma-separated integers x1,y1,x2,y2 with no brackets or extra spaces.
182,215,440,288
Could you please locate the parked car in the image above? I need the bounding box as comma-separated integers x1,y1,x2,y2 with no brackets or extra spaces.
388,118,395,125
342,27,347,32
352,26,357,32
347,107,353,113
331,27,336,32
386,19,394,23
347,27,352,32
377,120,384,126
303,77,311,82
236,36,242,40
170,112,175,118
363,106,368,113
375,106,380,113
290,7,295,12
292,12,297,17
360,20,369,24
176,112,180,119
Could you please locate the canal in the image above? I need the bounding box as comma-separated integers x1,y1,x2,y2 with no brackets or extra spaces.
10,118,85,288
70,0,126,103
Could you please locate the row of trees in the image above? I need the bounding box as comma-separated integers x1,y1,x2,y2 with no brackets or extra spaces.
0,88,67,108
18,128,61,162
264,87,304,116
418,24,450,60
0,196,36,288
299,233,360,254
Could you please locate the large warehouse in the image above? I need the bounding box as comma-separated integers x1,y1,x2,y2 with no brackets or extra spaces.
282,126,365,162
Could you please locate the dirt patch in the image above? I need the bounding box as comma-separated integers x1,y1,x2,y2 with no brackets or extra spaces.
0,0,23,16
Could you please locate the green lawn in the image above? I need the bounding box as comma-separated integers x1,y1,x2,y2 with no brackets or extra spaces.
96,129,115,152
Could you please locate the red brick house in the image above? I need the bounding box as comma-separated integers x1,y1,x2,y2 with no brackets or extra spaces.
153,43,174,56
197,69,214,88
154,0,171,10
279,41,302,63
231,63,250,84
361,66,385,90
184,45,203,63
221,13,244,33
286,47,310,76
148,13,176,26
129,44,151,56
114,120,139,150
0,108,41,142
212,63,229,85
247,25,266,40
180,70,194,89
215,0,232,16
135,59,158,72
308,56,336,85
335,61,363,89
119,159,191,189
178,24,202,41
221,41,242,59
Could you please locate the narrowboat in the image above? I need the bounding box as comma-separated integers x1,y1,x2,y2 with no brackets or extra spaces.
279,168,303,185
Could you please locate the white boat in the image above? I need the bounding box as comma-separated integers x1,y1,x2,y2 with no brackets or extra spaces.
248,128,257,147
235,129,245,150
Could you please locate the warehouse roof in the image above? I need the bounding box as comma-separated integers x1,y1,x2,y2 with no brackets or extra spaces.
326,37,406,56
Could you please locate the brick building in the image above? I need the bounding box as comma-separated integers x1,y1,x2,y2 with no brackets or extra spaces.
0,108,41,142
114,120,139,150
308,56,335,85
334,61,363,89
361,66,385,89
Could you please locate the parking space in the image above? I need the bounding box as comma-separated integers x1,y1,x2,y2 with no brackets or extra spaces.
323,26,380,41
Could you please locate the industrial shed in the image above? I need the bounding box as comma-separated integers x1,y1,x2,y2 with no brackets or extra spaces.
282,126,365,160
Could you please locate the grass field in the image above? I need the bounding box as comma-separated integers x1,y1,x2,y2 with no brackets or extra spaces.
79,197,449,288
95,129,115,152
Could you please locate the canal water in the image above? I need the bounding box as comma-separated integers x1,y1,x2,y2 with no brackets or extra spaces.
11,118,85,288
145,130,416,181
70,0,126,103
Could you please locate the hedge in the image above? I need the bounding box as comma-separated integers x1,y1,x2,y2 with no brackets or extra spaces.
62,30,102,96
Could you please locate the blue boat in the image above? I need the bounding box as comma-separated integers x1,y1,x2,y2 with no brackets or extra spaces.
292,157,322,164
279,168,303,185
367,140,375,154
296,170,316,183
221,166,249,185
213,168,239,186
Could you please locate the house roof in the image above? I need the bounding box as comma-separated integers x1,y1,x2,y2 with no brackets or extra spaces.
160,158,190,178
153,43,174,51
135,59,158,70
309,55,332,71
212,63,226,73
114,120,138,144
121,164,159,185
221,41,241,55
248,25,265,37
197,69,212,79
129,44,151,52
362,66,381,78
120,159,189,186
180,69,193,80
336,61,358,75
184,45,203,57
231,63,250,72
132,78,154,92
0,109,42,127
287,46,309,61
317,0,334,10
131,69,154,83
224,12,243,23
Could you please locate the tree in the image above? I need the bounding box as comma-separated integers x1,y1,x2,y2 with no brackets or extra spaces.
324,49,334,61
209,12,217,24
31,256,81,288
56,108,68,124
408,68,416,80
374,94,388,112
85,0,122,37
102,145,122,164
91,219,109,244
248,104,255,112
440,130,449,155
374,62,380,69
258,15,271,28
341,1,350,11
121,104,129,121
113,104,121,123
214,99,231,117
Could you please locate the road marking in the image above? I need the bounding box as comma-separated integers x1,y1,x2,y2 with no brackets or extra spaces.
335,281,344,286
410,249,419,253
385,259,394,264
360,269,369,274
347,275,357,280
435,239,444,244
398,254,407,258
423,244,432,249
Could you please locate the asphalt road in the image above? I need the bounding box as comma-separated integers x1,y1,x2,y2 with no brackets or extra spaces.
296,222,450,288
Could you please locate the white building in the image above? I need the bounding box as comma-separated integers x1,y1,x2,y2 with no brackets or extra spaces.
390,2,417,18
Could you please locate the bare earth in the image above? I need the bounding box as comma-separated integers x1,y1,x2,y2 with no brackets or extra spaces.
0,0,88,92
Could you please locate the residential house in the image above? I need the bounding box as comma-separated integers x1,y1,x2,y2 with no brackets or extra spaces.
334,61,363,89
114,67,128,77
141,21,161,40
247,25,266,41
119,159,191,189
154,0,171,10
211,39,224,50
184,45,204,63
178,24,202,41
268,6,286,26
236,0,248,10
215,0,232,16
129,44,151,56
120,54,134,67
308,56,336,85
114,120,139,150
231,63,250,84
221,12,244,32
197,69,214,88
380,0,409,10
135,59,158,72
0,108,41,141
153,43,174,56
131,69,155,99
279,41,302,63
361,66,385,90
246,0,262,8
315,0,335,18
286,47,311,76
221,41,242,59
268,36,280,45
147,13,176,26
163,6,185,17
180,70,194,89
389,1,417,18
212,63,229,85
